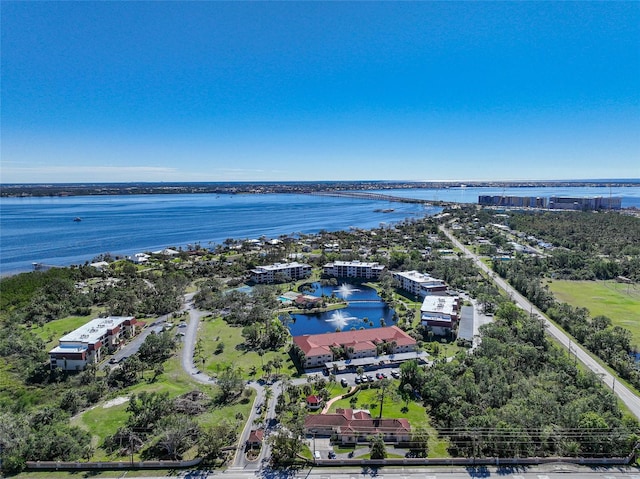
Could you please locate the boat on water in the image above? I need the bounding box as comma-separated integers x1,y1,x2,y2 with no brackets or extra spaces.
73,217,82,222
373,208,395,213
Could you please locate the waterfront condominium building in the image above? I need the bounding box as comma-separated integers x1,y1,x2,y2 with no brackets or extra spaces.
292,325,416,369
323,260,385,280
250,262,312,284
420,295,461,336
49,316,143,371
393,270,448,297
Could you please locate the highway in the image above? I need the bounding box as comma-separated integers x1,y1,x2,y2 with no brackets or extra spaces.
439,225,640,420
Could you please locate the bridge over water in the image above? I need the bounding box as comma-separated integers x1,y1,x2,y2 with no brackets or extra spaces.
310,190,455,206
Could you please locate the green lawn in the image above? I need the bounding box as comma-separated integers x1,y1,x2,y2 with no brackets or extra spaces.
197,315,298,379
72,351,254,461
30,311,98,349
328,384,450,458
547,280,640,347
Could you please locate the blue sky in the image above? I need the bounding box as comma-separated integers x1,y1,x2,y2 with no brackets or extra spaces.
1,1,639,183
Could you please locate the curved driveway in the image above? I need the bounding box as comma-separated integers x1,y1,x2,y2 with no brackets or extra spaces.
440,225,640,420
179,293,270,470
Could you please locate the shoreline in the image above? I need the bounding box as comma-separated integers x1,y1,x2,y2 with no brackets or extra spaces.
2,179,639,198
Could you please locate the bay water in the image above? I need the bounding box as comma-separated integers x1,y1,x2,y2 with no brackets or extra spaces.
1,185,639,276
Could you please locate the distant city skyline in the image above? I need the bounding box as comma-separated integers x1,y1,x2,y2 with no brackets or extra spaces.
1,2,639,183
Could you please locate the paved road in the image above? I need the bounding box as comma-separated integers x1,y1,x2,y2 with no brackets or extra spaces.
440,225,640,420
178,293,269,469
91,465,640,478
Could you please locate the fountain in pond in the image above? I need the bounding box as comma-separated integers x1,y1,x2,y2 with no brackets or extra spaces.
326,310,358,330
335,283,360,299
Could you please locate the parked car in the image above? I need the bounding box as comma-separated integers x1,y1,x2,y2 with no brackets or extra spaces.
328,451,336,459
341,378,348,387
391,370,400,379
354,376,362,384
366,374,374,382
375,372,384,380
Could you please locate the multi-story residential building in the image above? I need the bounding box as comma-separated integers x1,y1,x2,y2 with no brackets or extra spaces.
49,316,142,371
393,270,447,297
323,260,385,280
548,196,622,210
420,296,461,336
292,326,416,369
479,195,621,210
250,262,312,284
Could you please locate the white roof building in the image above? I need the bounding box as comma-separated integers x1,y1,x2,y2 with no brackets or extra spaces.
323,260,385,279
49,316,139,371
250,262,312,284
420,296,461,336
393,271,447,297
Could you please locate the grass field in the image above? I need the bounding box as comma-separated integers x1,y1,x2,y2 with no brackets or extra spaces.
546,280,640,346
328,385,450,457
30,310,98,349
72,349,254,461
197,314,298,379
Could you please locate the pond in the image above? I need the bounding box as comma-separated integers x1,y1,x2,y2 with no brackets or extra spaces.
288,282,396,336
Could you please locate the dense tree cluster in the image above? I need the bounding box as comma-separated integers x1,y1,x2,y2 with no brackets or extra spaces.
492,247,640,392
0,408,92,473
401,303,638,458
508,211,640,280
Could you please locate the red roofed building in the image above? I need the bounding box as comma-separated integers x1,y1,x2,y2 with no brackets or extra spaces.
304,408,411,444
292,326,416,369
246,429,264,449
306,394,324,410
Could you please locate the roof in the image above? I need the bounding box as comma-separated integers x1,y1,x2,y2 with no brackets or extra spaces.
393,270,445,286
305,409,410,436
293,326,416,358
247,429,264,443
306,395,322,404
251,262,310,273
58,316,135,345
421,296,459,316
49,343,88,354
326,260,384,269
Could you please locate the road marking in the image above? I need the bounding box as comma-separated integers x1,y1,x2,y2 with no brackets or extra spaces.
537,476,550,479
512,476,525,479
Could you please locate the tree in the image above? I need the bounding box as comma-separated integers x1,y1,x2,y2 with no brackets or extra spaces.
267,428,303,464
198,420,237,462
156,416,199,459
59,390,83,415
126,391,172,430
409,426,430,457
218,367,244,402
369,434,387,459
